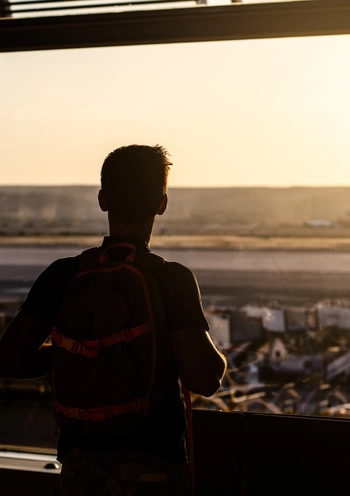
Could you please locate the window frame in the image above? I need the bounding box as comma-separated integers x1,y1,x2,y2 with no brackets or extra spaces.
2,0,350,53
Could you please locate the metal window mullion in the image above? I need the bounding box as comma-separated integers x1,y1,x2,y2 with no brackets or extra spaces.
0,0,11,17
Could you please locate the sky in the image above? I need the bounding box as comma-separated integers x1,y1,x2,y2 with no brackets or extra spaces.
2,34,350,187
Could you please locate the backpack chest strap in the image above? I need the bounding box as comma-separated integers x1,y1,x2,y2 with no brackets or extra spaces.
54,397,148,421
52,323,153,358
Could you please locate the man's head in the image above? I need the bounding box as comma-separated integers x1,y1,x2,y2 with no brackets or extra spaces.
99,144,171,226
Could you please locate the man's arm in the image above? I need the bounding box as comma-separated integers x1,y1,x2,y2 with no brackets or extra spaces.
0,310,52,378
170,328,227,397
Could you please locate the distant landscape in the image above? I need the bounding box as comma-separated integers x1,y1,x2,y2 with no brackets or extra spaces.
2,186,350,240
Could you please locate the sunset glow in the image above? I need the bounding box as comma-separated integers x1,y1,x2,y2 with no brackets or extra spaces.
2,35,350,187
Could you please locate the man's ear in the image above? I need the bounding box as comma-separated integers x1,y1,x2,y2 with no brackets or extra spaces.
156,194,168,216
98,189,108,212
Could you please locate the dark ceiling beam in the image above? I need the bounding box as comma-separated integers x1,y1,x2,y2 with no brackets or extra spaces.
1,0,350,52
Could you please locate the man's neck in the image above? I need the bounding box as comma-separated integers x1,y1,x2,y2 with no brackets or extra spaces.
108,218,154,245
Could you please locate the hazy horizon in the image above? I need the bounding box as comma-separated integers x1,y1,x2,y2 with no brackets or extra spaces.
2,185,350,237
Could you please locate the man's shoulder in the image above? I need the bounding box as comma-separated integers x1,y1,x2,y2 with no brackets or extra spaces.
20,254,82,324
43,255,80,278
149,256,200,294
150,256,195,278
45,244,103,273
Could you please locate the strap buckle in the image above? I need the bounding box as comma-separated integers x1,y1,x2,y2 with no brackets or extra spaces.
70,340,82,354
59,335,82,354
122,328,132,342
76,409,88,421
66,407,88,421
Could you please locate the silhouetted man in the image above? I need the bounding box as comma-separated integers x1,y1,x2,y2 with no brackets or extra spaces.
0,144,227,495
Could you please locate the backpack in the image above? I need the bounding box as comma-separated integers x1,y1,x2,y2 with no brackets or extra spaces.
51,242,172,439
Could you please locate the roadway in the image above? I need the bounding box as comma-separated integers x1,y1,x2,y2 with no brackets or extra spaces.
1,246,350,306
2,246,350,272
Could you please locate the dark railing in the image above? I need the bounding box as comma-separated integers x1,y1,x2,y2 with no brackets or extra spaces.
1,409,350,495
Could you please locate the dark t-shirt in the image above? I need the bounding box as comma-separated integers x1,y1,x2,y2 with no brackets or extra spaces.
21,236,209,463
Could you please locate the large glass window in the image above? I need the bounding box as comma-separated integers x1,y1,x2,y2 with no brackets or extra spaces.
2,34,350,452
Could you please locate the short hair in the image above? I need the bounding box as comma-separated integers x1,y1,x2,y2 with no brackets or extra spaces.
100,144,171,226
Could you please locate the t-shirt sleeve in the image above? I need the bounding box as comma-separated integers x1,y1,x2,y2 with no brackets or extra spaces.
20,257,79,325
151,261,209,333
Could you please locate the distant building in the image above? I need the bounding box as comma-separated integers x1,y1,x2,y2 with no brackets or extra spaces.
204,308,231,349
304,220,335,228
204,307,263,346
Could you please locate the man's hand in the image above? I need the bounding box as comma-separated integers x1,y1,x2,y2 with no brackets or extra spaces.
170,328,227,397
0,310,51,378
